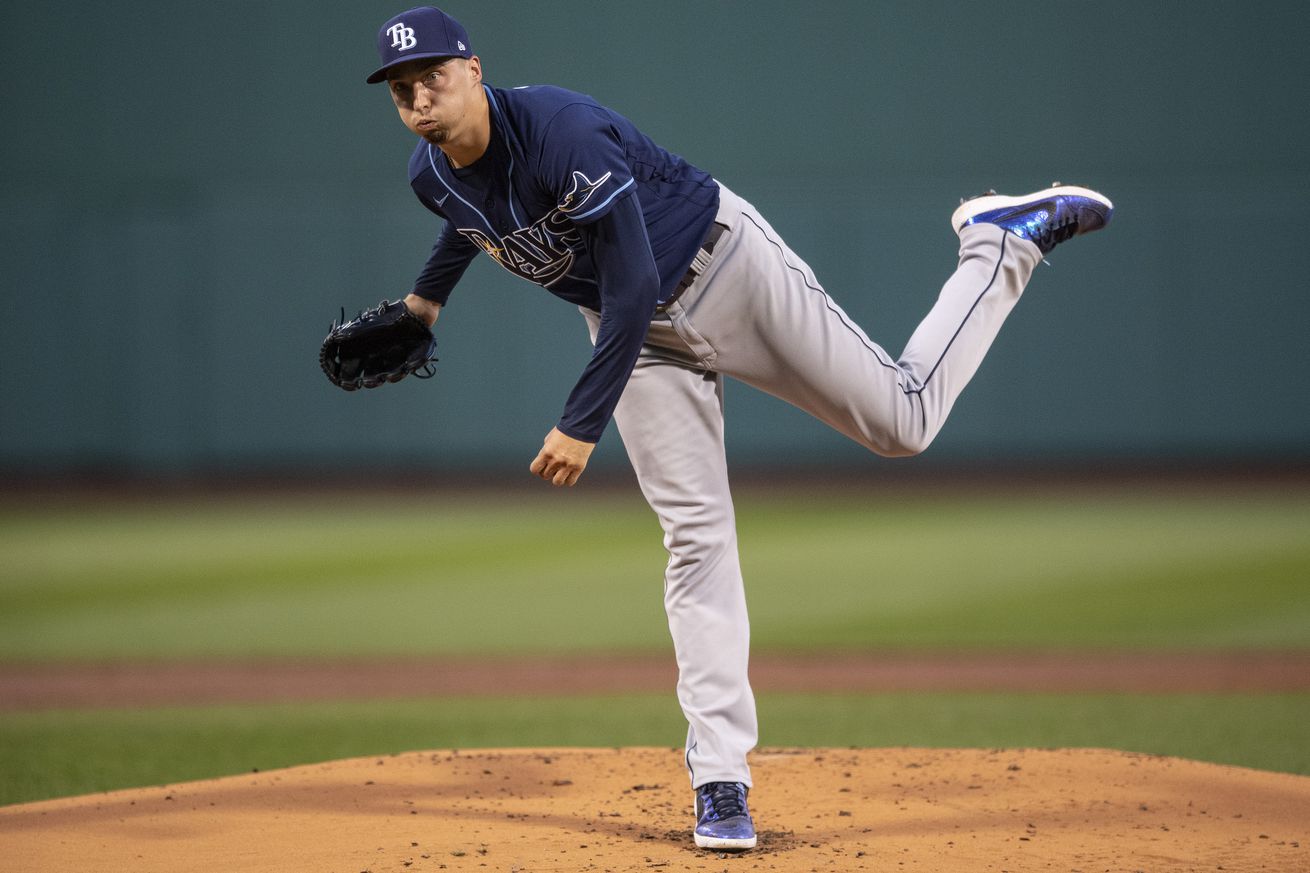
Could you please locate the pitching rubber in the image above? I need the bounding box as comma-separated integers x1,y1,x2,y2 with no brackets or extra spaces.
950,185,1114,232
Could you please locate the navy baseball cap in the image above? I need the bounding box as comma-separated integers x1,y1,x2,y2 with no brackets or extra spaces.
366,6,472,84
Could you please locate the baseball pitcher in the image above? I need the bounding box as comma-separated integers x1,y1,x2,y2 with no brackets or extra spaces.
324,5,1114,851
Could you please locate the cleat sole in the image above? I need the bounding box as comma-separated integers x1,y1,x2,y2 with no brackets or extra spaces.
694,832,757,850
951,185,1113,232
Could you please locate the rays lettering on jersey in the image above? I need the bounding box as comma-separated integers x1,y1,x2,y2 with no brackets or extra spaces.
459,170,613,287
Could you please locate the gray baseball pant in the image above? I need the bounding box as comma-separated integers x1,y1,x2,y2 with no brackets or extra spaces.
582,183,1042,788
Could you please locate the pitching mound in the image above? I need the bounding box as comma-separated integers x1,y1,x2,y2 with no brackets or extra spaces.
2,748,1306,872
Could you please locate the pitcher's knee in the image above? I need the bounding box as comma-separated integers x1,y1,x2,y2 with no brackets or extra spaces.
878,425,937,458
667,536,736,580
846,407,942,458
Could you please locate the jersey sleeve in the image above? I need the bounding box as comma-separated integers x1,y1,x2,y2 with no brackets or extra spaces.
537,103,637,226
555,190,660,443
411,220,480,306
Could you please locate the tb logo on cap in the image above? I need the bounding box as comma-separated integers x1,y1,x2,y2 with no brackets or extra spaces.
387,22,417,51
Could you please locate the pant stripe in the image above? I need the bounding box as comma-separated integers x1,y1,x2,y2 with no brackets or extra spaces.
917,231,1010,390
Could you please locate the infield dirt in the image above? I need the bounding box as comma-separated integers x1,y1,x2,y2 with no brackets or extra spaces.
2,747,1306,872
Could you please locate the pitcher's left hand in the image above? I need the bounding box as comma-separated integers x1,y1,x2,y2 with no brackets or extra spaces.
529,427,595,487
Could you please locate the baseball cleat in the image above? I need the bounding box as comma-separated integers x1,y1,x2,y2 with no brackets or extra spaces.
693,781,757,850
951,184,1114,254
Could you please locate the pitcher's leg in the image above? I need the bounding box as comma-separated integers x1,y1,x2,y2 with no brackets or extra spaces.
610,351,757,788
684,196,1042,456
890,222,1042,448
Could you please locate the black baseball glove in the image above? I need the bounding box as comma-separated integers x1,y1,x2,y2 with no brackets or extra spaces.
319,299,438,391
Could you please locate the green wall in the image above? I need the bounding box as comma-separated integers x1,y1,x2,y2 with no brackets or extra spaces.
3,2,1307,473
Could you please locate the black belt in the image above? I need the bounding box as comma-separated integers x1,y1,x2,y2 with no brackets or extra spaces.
656,221,729,312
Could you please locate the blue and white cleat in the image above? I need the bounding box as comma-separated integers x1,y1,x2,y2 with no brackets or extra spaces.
951,184,1114,254
693,781,757,850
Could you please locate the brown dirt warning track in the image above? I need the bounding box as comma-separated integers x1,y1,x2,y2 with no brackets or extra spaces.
3,650,1309,710
2,747,1308,872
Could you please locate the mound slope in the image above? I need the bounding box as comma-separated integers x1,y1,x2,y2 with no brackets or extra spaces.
2,747,1306,872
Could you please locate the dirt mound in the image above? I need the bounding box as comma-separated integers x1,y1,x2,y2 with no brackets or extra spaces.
2,747,1306,872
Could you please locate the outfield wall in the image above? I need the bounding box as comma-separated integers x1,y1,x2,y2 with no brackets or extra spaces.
3,2,1307,473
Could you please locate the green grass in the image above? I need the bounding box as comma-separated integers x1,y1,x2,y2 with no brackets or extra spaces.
2,691,1307,806
3,486,1306,807
2,486,1308,660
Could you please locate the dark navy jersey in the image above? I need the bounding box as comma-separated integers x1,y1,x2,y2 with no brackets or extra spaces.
406,84,720,443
